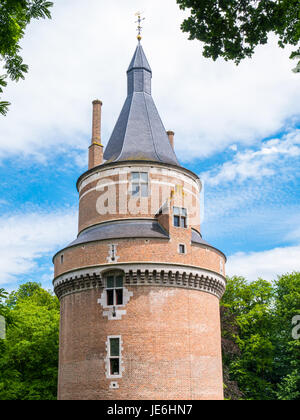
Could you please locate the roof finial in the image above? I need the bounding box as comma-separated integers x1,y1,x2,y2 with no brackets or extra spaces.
135,11,145,42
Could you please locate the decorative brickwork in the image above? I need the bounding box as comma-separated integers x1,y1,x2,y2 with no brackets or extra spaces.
54,264,226,300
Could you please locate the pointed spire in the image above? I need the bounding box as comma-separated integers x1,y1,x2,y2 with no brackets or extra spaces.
127,44,152,95
127,43,152,73
103,44,180,167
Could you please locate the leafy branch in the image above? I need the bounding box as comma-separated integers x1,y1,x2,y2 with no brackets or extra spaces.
176,0,300,71
0,0,53,116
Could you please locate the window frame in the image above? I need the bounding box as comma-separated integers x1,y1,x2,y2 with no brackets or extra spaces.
105,274,124,307
131,172,149,198
179,244,186,254
107,336,122,378
173,207,188,229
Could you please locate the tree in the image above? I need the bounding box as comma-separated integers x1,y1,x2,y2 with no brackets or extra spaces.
0,289,8,317
0,0,53,115
176,0,300,70
221,276,276,400
273,272,300,399
221,273,300,400
0,283,60,400
6,282,42,308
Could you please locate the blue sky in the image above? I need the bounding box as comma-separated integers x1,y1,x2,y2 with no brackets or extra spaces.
0,0,300,292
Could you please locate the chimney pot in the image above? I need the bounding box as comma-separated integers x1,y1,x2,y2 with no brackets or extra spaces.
92,100,103,144
89,99,104,169
167,131,175,149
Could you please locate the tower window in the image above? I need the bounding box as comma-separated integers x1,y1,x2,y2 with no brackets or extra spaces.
60,254,64,264
131,172,149,197
106,275,124,307
111,245,116,262
179,244,186,254
173,207,187,228
108,337,121,376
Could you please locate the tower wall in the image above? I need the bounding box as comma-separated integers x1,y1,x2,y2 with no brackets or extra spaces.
76,163,201,234
54,162,226,400
54,238,225,280
58,286,223,400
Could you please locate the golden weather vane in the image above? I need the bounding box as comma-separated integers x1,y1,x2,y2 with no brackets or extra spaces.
135,11,145,42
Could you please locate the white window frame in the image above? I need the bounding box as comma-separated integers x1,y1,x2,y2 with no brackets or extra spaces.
173,207,188,228
106,335,123,379
105,274,124,307
131,172,149,198
178,244,186,254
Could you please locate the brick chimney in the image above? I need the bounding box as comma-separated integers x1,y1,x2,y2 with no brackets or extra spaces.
88,100,104,169
167,131,175,149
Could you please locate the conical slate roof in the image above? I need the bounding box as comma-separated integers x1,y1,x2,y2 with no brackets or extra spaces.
127,44,152,73
103,44,180,166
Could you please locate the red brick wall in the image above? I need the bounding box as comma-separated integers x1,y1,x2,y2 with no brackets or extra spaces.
54,238,225,279
55,162,225,400
58,286,224,400
77,165,201,233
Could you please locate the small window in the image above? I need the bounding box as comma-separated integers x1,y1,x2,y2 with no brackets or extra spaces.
131,172,149,197
173,207,187,228
60,254,64,264
111,245,116,262
179,244,186,254
109,337,121,376
106,275,124,307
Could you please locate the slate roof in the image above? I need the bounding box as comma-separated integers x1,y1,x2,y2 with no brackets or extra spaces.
191,229,227,260
68,219,169,247
191,229,212,247
127,44,152,73
103,44,180,166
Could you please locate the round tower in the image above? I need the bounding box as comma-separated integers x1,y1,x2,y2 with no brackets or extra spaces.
53,42,226,400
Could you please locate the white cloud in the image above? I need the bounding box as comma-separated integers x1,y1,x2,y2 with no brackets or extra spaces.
227,245,300,282
0,0,299,162
202,129,300,186
0,210,77,286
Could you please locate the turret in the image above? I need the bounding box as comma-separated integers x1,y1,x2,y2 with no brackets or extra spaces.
53,39,226,401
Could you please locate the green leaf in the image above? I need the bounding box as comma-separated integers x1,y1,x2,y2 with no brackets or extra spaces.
0,101,11,116
176,0,300,69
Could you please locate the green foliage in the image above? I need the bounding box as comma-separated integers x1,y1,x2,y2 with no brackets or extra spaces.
221,273,300,400
0,282,59,400
0,0,53,115
276,369,300,400
176,0,300,69
0,288,9,321
6,281,42,308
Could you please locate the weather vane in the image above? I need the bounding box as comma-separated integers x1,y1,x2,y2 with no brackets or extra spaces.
135,11,145,42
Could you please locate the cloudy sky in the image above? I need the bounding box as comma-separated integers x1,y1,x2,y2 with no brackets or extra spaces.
1,0,300,291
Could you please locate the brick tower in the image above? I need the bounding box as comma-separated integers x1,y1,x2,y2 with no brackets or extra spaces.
53,41,226,400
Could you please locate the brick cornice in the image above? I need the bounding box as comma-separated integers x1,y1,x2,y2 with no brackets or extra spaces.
53,262,226,300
